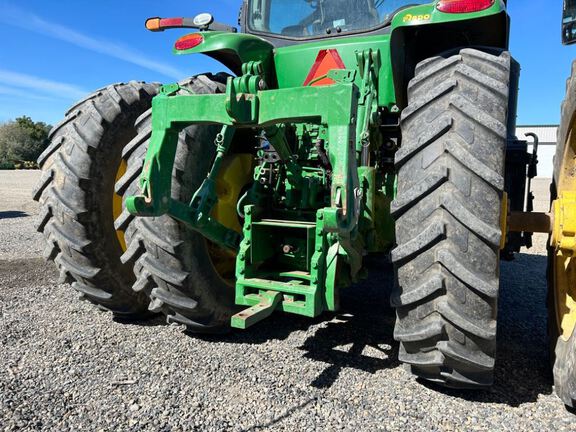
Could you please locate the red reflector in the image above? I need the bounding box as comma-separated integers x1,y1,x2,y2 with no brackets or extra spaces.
160,17,184,28
175,33,204,51
303,49,346,87
437,0,494,13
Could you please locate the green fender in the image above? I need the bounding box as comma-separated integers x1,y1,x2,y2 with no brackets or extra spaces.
388,0,510,108
390,0,506,29
173,31,274,76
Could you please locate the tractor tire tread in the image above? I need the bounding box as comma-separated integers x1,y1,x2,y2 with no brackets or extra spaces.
392,49,510,388
34,81,160,316
118,74,238,333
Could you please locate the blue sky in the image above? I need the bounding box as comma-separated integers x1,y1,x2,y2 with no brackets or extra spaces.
0,0,571,126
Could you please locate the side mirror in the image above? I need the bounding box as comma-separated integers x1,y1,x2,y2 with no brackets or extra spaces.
563,0,576,45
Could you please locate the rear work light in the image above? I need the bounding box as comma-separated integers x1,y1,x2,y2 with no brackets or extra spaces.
437,0,495,14
174,33,204,51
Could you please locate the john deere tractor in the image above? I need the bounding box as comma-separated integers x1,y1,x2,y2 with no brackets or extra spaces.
31,0,576,401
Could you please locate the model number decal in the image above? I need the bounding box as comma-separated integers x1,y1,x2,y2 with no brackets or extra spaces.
403,14,431,23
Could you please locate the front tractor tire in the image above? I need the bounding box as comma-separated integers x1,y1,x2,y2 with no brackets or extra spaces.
392,49,511,388
33,81,160,318
116,75,244,333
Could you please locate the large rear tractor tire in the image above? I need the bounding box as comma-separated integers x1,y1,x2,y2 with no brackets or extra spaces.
33,81,160,318
116,74,252,333
392,49,511,388
549,60,576,409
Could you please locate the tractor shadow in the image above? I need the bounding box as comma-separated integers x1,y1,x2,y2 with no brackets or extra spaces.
113,314,167,327
297,314,399,390
199,257,400,388
199,252,553,406
297,262,400,389
0,210,29,219
420,252,554,406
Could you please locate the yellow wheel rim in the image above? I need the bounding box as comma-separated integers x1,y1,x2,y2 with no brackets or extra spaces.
113,159,128,252
208,153,253,284
553,129,576,341
554,253,576,340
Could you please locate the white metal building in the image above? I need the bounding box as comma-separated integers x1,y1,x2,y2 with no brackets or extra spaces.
515,125,558,178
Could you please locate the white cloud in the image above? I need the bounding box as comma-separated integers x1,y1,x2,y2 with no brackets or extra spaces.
0,69,88,100
0,85,57,101
1,4,186,80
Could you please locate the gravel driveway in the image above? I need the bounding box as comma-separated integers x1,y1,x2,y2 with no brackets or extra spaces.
1,171,575,431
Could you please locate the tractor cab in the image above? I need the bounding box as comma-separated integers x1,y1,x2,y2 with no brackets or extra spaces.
242,0,432,44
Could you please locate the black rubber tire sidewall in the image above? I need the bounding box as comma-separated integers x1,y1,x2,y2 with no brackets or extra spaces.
34,82,159,317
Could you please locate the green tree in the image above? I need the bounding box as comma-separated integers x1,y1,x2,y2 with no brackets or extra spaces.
0,116,52,164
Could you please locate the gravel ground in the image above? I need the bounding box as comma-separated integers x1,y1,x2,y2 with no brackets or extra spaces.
0,171,43,260
1,171,575,431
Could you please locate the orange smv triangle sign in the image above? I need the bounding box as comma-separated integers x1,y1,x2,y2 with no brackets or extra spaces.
303,49,346,87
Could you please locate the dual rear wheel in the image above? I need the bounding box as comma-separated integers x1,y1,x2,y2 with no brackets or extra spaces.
34,75,247,331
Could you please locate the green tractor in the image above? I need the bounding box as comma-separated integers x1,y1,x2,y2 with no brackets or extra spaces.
32,0,575,400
